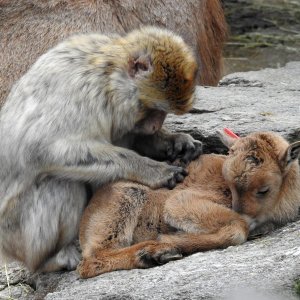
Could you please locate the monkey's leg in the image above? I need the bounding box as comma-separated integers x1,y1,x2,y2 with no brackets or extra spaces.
78,241,181,279
41,138,187,189
159,190,249,254
133,128,203,163
17,178,86,272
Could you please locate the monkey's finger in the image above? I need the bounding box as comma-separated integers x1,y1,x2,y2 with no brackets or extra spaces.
171,141,183,161
166,178,176,190
170,158,186,167
175,173,185,183
174,141,183,152
182,140,203,163
167,146,174,158
181,169,188,176
174,166,188,176
190,141,203,160
181,143,195,163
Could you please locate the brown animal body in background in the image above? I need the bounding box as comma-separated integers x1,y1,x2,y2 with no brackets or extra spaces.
0,0,227,107
78,131,300,278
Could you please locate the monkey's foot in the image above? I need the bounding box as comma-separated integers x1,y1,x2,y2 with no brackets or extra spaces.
40,243,81,273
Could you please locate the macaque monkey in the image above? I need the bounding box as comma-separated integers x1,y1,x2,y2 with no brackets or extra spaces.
78,130,300,278
0,27,202,273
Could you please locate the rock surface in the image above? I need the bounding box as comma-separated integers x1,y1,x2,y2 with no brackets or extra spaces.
0,62,299,300
165,61,300,154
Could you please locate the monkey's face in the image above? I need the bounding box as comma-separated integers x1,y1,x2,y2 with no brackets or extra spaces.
127,28,198,115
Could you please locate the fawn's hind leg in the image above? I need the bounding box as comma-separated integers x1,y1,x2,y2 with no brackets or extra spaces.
77,183,181,278
159,190,249,254
77,240,182,278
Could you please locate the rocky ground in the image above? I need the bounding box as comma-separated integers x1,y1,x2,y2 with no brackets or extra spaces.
165,61,300,153
0,62,299,299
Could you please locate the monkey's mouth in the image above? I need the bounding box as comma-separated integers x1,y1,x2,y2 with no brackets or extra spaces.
147,109,167,134
133,109,167,135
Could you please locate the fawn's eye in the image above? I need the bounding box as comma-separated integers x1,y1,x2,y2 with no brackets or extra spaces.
256,186,269,198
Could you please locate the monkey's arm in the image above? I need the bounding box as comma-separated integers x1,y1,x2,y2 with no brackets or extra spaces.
39,139,186,189
132,129,202,164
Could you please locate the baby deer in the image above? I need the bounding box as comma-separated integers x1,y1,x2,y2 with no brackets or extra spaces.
78,130,300,278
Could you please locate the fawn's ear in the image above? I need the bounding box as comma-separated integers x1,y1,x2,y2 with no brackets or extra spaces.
280,141,300,168
217,128,239,149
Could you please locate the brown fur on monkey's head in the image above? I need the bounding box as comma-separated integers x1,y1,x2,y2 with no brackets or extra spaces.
122,27,198,115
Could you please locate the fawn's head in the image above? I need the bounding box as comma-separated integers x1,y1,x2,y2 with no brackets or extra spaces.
219,130,300,225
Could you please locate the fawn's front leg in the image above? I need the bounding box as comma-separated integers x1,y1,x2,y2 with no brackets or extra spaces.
159,190,250,254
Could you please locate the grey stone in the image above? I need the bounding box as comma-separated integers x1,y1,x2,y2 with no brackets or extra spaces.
165,61,300,154
0,263,33,299
0,62,299,300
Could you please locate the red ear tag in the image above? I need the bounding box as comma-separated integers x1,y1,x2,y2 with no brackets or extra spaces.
224,128,239,139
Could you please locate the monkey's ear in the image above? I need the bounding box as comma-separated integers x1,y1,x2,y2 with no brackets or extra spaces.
128,54,152,78
217,128,239,149
280,141,300,168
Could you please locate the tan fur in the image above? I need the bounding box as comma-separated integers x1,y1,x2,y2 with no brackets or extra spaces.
0,0,227,107
78,132,300,278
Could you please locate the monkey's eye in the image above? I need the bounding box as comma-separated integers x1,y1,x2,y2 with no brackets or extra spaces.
256,186,269,198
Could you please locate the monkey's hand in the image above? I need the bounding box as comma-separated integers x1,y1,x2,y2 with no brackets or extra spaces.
143,159,188,189
166,132,202,164
41,139,187,190
133,129,202,164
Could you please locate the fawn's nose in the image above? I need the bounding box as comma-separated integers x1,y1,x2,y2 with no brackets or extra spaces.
231,187,244,213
